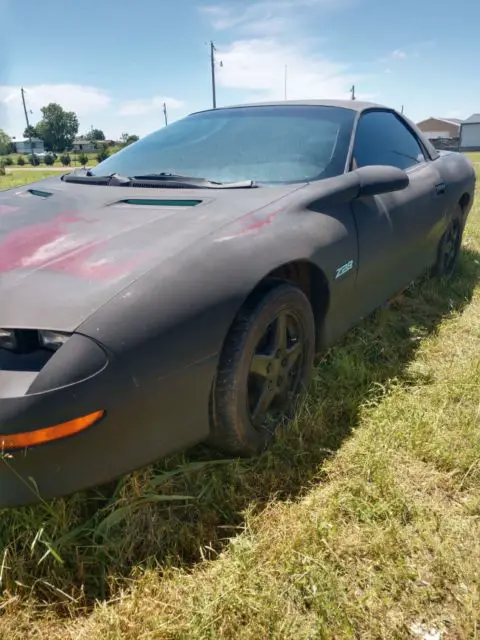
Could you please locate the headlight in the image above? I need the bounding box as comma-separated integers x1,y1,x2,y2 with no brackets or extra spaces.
0,329,71,353
38,330,70,351
0,329,17,350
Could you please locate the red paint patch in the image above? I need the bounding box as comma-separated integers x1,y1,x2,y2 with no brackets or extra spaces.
240,212,277,233
228,208,283,239
0,211,144,281
52,244,140,280
0,205,20,215
0,213,81,272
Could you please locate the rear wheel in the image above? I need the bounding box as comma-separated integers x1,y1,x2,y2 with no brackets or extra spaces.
432,206,463,278
210,282,315,456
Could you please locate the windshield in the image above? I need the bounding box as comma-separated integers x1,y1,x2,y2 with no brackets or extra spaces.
90,105,355,185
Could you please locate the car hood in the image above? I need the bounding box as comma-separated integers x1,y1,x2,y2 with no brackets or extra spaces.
0,175,302,331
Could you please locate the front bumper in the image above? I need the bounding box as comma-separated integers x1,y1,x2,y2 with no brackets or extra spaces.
0,336,214,508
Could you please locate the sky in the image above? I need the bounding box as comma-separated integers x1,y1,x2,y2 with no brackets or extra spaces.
1,0,479,140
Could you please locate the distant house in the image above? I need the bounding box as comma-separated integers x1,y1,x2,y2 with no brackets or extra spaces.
459,114,480,151
72,138,96,153
416,117,462,140
72,138,115,153
14,138,45,155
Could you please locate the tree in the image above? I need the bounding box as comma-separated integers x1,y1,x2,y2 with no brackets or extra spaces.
96,147,110,163
120,133,139,147
23,125,37,140
0,129,13,155
86,128,105,142
78,153,89,166
34,103,79,152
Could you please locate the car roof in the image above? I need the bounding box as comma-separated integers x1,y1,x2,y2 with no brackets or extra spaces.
191,99,386,115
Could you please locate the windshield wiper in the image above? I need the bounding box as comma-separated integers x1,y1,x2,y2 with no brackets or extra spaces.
131,174,258,189
61,172,131,186
61,171,258,189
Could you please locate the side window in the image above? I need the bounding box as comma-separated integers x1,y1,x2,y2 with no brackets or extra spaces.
353,111,426,171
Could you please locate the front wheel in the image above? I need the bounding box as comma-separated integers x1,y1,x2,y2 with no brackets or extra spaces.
210,282,316,457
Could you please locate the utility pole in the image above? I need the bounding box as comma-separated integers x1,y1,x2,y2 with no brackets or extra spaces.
21,87,34,155
210,41,217,108
163,102,168,126
401,105,404,114
350,85,356,101
284,65,288,100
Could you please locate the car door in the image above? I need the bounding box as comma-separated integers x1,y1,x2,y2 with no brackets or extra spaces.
350,109,447,317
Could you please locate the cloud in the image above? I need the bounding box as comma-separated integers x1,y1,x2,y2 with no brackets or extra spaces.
118,95,184,117
202,0,350,33
377,49,409,64
202,0,372,103
215,38,367,101
0,84,111,138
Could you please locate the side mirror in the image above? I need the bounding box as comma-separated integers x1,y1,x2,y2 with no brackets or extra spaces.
354,165,409,197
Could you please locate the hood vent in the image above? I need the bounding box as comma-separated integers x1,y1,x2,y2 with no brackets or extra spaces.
27,188,53,198
117,198,202,207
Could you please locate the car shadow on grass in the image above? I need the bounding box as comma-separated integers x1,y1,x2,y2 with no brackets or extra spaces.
1,248,480,608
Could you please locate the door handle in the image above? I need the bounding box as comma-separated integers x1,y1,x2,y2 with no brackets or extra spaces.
435,182,446,196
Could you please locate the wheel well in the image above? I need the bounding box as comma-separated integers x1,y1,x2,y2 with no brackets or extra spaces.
459,193,470,212
248,260,330,352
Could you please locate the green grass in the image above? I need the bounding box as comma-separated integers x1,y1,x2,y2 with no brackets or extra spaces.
0,170,62,189
0,155,479,639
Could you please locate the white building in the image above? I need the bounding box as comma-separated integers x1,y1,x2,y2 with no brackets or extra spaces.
72,138,96,153
460,114,480,151
14,138,45,155
416,117,462,140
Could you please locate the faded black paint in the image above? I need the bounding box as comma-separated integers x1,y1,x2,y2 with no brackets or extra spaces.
0,100,476,507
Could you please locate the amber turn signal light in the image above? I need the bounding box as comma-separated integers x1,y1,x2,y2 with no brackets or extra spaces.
0,410,105,451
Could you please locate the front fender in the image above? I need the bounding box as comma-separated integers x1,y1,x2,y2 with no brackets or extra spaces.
79,201,357,366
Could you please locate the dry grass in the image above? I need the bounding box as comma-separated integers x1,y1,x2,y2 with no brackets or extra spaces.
0,156,479,639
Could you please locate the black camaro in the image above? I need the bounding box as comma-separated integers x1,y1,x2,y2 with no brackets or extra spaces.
0,100,476,507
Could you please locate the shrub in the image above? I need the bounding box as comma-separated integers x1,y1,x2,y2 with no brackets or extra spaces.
17,155,25,166
29,154,41,166
96,147,110,163
0,160,5,176
3,156,13,166
44,153,55,166
60,154,71,166
78,153,89,166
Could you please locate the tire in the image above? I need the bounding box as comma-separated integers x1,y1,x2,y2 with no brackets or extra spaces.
209,282,316,456
432,205,463,278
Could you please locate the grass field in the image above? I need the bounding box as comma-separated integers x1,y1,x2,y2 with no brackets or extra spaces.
0,155,479,639
0,169,62,190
